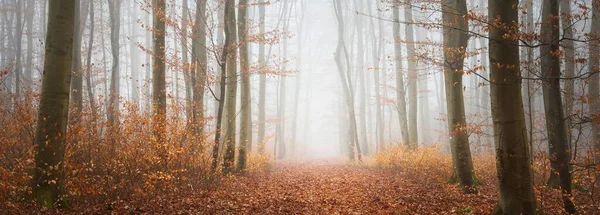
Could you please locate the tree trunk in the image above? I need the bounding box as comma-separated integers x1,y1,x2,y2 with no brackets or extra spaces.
108,0,121,126
367,1,384,152
393,6,410,147
222,0,237,174
489,0,537,213
589,0,600,164
442,0,476,193
257,0,266,153
333,0,361,161
237,0,250,172
404,1,419,148
560,0,575,151
85,0,96,118
354,0,368,155
192,0,207,134
32,0,75,208
25,0,34,87
152,0,167,153
130,0,140,105
540,0,576,213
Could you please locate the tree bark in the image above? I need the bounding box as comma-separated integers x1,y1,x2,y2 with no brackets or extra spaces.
32,0,75,208
442,0,477,193
589,0,600,164
152,0,167,151
489,0,537,213
222,0,237,174
108,0,121,126
257,0,267,153
237,0,250,172
393,6,410,147
404,1,418,148
540,0,576,213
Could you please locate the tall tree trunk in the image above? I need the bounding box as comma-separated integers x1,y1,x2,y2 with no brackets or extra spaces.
442,0,476,193
222,0,237,174
237,0,250,172
108,0,121,126
71,0,89,117
333,0,361,161
540,0,576,213
291,0,305,156
489,0,537,213
367,1,383,152
354,0,368,155
192,0,207,134
15,0,23,99
130,0,140,105
560,0,575,151
32,0,75,208
25,0,34,87
404,1,418,148
257,0,266,152
152,0,167,154
393,6,410,147
85,0,96,118
589,0,600,163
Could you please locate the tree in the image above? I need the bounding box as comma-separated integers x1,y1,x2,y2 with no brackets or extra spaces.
222,0,238,174
333,0,361,161
392,5,410,147
257,0,267,153
560,0,575,147
539,0,576,213
237,0,250,172
589,0,600,163
404,0,418,148
489,0,537,213
441,0,476,193
191,0,207,134
108,0,121,126
70,0,89,116
153,0,167,145
32,0,76,208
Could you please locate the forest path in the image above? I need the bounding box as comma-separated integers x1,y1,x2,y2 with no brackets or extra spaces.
162,160,497,214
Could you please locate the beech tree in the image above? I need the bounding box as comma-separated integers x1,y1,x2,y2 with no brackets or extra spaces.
489,0,536,213
32,0,76,208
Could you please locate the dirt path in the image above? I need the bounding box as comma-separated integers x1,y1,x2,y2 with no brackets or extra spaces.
154,160,497,214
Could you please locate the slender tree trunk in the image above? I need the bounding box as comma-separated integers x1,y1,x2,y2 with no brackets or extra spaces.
442,0,477,193
108,0,121,126
222,0,237,174
32,0,75,208
393,6,410,147
152,0,167,154
333,0,361,161
589,0,600,163
404,1,418,148
130,0,140,105
560,0,575,157
192,0,207,134
25,0,34,87
354,0,368,155
71,0,89,117
367,1,383,151
237,0,250,172
15,0,23,99
85,0,96,118
257,0,266,152
540,0,576,213
489,0,537,213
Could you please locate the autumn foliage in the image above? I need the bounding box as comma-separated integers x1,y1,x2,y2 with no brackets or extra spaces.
0,93,270,213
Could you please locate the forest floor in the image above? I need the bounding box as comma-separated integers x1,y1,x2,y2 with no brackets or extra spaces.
32,159,586,214
104,160,501,214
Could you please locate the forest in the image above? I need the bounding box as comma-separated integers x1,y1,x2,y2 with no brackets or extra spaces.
0,0,599,214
